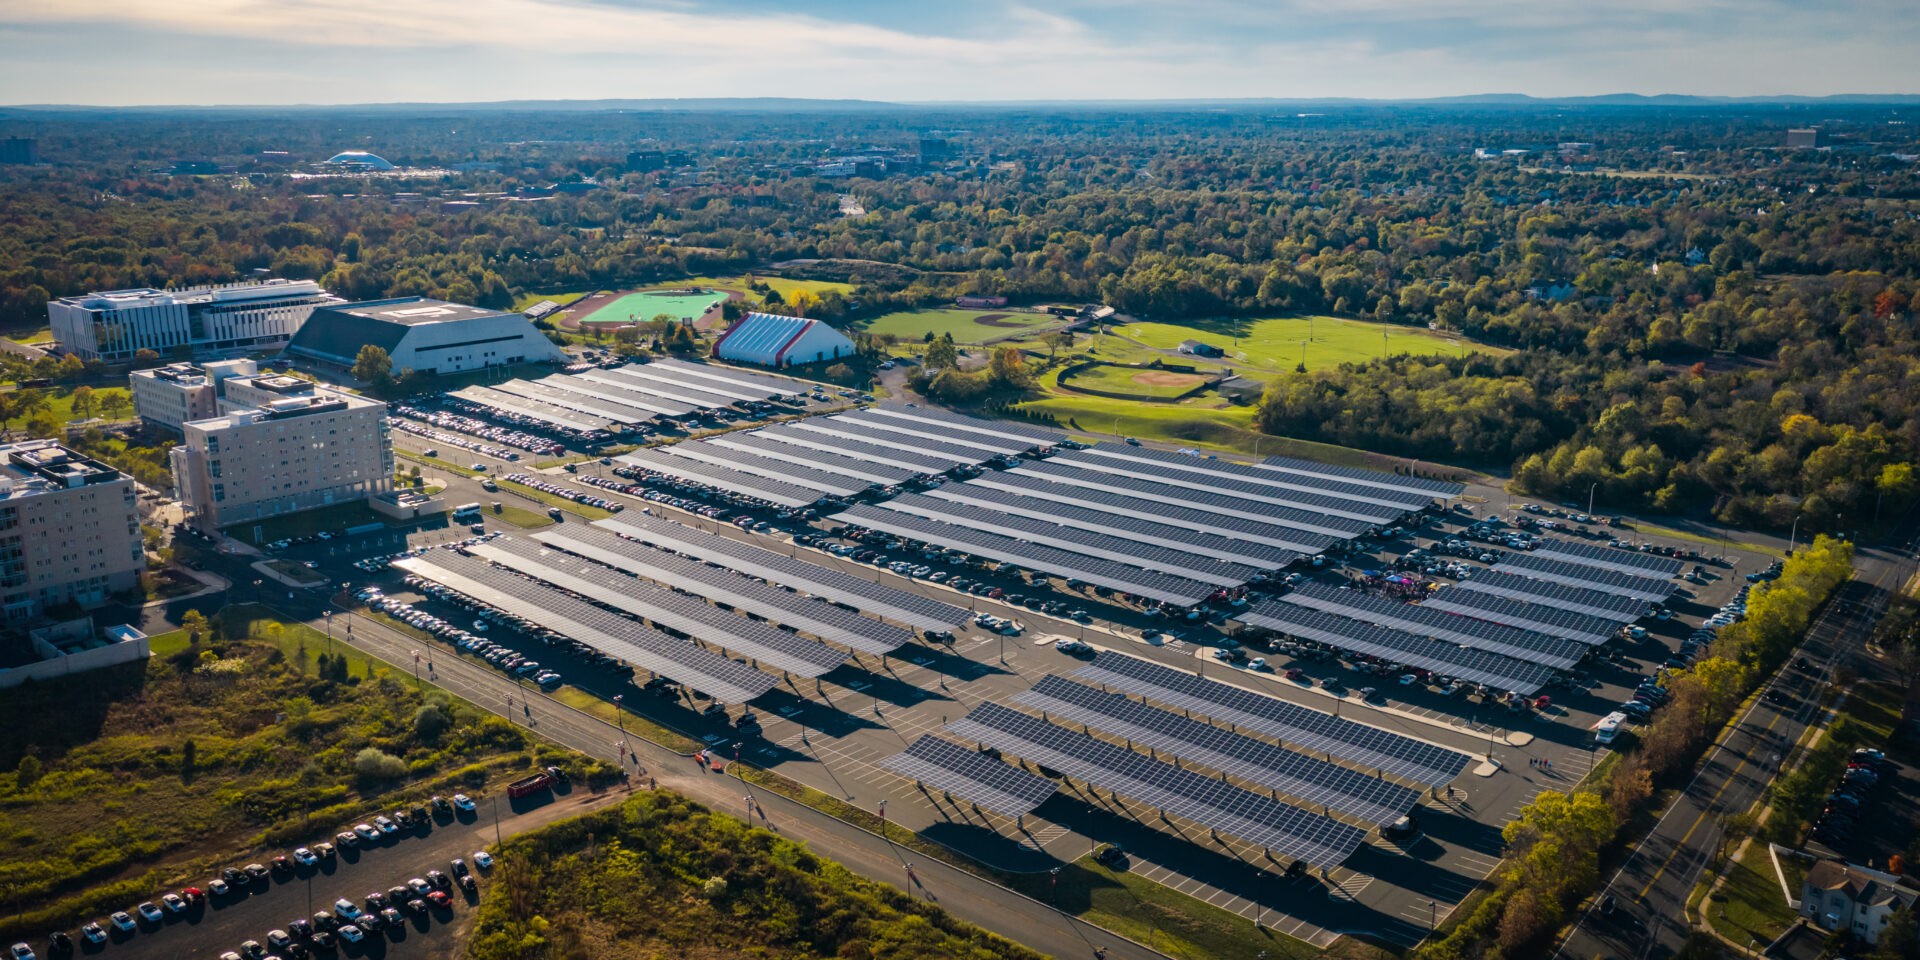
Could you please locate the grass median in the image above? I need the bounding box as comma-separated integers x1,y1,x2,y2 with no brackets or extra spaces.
499,479,617,520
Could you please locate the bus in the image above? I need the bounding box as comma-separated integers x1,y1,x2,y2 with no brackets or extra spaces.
451,502,483,521
1594,711,1629,745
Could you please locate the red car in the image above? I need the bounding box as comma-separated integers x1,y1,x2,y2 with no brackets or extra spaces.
180,887,205,903
426,890,452,908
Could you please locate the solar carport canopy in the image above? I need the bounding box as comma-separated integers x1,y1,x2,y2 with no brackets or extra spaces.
659,442,873,498
1419,588,1622,645
1450,570,1650,622
975,467,1362,545
534,525,910,654
617,447,823,508
393,553,778,703
1277,583,1588,670
651,357,803,398
559,372,699,418
1014,458,1395,528
492,378,654,425
755,423,957,475
596,365,740,409
1071,652,1471,786
1239,602,1555,695
789,417,1005,467
875,493,1275,585
468,538,849,677
926,483,1307,568
1256,454,1466,499
1530,537,1685,578
594,514,969,630
948,702,1368,867
451,385,613,434
881,735,1059,818
1494,554,1677,603
835,410,1032,456
711,432,918,486
615,363,769,404
830,503,1220,606
1013,676,1419,825
1077,444,1435,513
866,404,1065,449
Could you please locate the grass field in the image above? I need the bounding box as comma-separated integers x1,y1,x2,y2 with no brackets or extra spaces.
1018,392,1389,468
1704,846,1799,946
858,307,1055,344
490,504,557,529
500,479,616,520
684,275,855,299
1117,315,1492,371
580,290,727,325
1060,363,1216,398
511,290,594,313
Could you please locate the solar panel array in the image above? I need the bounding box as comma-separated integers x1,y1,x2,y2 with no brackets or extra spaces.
1079,444,1434,512
1530,537,1685,578
468,539,849,677
1240,601,1554,693
451,385,614,434
595,515,970,630
830,503,1219,606
1070,652,1471,786
1277,583,1588,669
926,483,1307,568
714,432,917,486
651,357,805,398
1256,454,1465,499
876,493,1270,585
659,441,873,497
975,468,1363,544
1449,570,1650,622
534,525,910,654
757,423,958,474
1495,554,1677,602
393,553,778,703
879,735,1060,818
1418,588,1622,645
1011,460,1384,533
493,379,653,425
1012,677,1419,825
790,417,1006,466
617,447,823,508
867,404,1066,447
620,362,769,403
947,702,1368,866
597,365,741,409
1052,448,1410,523
554,373,698,418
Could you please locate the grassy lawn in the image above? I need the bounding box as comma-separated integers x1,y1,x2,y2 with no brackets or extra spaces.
1018,392,1387,468
1116,315,1494,372
510,290,593,312
546,687,702,754
500,479,616,520
1060,362,1218,398
1618,519,1787,560
857,307,1055,345
489,504,557,529
225,501,399,545
395,449,485,477
263,557,327,585
0,604,540,943
1705,846,1799,946
33,384,133,424
7,328,54,345
682,275,855,299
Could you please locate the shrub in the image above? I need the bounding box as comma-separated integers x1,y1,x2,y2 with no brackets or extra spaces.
353,747,408,784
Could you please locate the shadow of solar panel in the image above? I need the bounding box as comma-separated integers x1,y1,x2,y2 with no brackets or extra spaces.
881,735,1059,818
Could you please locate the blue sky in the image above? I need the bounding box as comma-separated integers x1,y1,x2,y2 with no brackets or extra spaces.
1,0,1915,105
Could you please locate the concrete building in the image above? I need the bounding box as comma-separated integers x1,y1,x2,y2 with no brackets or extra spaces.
171,375,394,532
128,358,260,432
711,311,855,368
49,279,338,363
286,297,566,375
0,441,145,620
2,619,148,689
1800,859,1915,943
1787,128,1828,149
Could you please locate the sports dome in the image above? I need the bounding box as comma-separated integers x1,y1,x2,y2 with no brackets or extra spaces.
323,151,396,170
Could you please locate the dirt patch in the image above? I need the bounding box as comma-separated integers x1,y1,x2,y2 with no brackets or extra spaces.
972,314,1026,328
1131,370,1210,388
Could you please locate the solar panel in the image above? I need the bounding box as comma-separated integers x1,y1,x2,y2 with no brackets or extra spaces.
877,493,1272,585
714,432,917,486
973,468,1362,545
1238,602,1554,694
595,365,740,409
1070,652,1471,786
947,703,1367,866
617,448,823,508
880,735,1060,818
1529,537,1685,578
615,363,769,403
1494,554,1677,602
1012,677,1418,825
757,423,957,475
1256,454,1465,498
926,483,1308,567
867,404,1066,447
451,385,613,434
1053,448,1412,522
1418,588,1621,645
835,410,1029,455
559,372,700,418
392,553,777,703
829,503,1220,606
1011,460,1391,531
1449,570,1649,622
789,417,1000,467
1277,583,1587,669
492,378,654,425
1079,444,1433,512
660,442,872,497
468,539,849,677
534,525,909,654
650,357,802,397
595,514,970,629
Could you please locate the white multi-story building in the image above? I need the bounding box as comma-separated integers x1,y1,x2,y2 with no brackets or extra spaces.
49,279,339,362
171,374,394,532
128,358,259,432
286,297,565,375
0,441,145,620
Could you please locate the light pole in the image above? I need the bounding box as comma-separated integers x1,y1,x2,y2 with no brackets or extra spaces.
1587,482,1597,518
1787,515,1800,556
324,610,334,654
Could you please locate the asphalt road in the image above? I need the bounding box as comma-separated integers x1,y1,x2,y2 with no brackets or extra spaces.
1553,526,1918,960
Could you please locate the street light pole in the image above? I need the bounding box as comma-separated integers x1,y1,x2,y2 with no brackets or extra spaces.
1788,515,1800,556
1587,482,1597,518
324,610,333,654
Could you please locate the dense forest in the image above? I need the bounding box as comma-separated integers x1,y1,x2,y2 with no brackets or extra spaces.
1,103,1916,529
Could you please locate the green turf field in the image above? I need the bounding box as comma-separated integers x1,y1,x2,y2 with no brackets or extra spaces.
581,290,726,325
858,307,1054,344
1060,363,1216,398
1117,315,1491,370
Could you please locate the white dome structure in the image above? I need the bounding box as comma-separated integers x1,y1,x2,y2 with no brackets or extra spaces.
323,151,395,170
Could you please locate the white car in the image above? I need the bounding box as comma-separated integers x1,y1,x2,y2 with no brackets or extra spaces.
452,793,476,812
109,912,136,933
337,925,365,944
353,823,380,842
472,850,495,869
1399,673,1420,685
11,943,35,960
291,846,319,867
334,898,362,921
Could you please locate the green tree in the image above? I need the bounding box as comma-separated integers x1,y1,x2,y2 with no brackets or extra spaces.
100,391,131,421
351,344,394,385
987,346,1032,389
182,609,208,644
180,738,197,783
353,747,408,783
15,754,42,791
925,333,959,371
69,386,96,419
824,363,852,381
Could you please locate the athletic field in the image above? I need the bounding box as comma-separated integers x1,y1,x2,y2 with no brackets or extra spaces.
579,290,726,325
859,308,1054,344
1117,316,1489,370
1061,363,1214,399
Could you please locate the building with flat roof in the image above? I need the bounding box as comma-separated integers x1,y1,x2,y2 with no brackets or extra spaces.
49,279,338,362
286,297,566,375
0,441,145,620
171,375,394,532
711,311,855,368
128,358,260,432
1787,128,1827,149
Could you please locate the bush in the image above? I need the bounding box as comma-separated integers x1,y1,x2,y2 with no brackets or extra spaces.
353,747,408,784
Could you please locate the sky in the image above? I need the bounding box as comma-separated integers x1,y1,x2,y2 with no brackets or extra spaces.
1,0,1916,106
